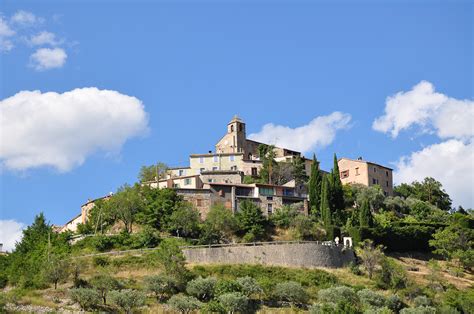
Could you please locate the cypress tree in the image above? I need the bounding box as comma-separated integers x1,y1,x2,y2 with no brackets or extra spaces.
330,153,345,225
320,176,332,227
308,154,322,217
359,198,373,227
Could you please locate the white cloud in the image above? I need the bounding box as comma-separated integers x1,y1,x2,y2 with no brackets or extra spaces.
28,31,59,46
373,81,474,139
0,16,15,51
10,10,43,27
394,139,474,208
0,88,149,172
248,112,351,153
30,47,67,70
0,220,24,252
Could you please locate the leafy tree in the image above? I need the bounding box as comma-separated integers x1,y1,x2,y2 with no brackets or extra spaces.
330,153,345,225
290,214,315,240
108,184,143,233
320,176,332,226
273,281,309,305
167,294,202,313
218,292,249,313
270,204,300,228
145,274,178,301
258,144,277,184
167,203,201,238
395,177,452,211
356,240,384,279
138,162,168,182
186,277,217,301
429,222,473,268
394,183,415,199
273,161,294,186
308,154,322,217
109,289,146,314
316,286,361,313
44,254,69,289
157,238,189,282
70,288,101,310
235,200,267,241
292,155,308,193
90,273,121,304
357,288,386,309
359,199,373,228
236,276,262,298
354,184,385,212
214,279,242,297
201,203,237,244
137,186,183,230
376,257,408,290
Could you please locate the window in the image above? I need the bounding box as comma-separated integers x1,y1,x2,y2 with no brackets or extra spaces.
386,181,389,187
178,169,185,176
229,155,235,161
213,155,218,162
374,167,377,172
355,167,359,175
267,203,273,215
239,124,242,132
208,179,213,183
173,183,180,188
231,125,234,132
266,196,273,201
260,187,273,196
386,171,389,177
384,191,388,196
372,178,378,185
341,170,349,179
196,199,203,207
251,167,258,176
248,153,252,160
184,178,191,185
212,166,218,171
199,157,204,164
231,166,237,171
200,168,205,173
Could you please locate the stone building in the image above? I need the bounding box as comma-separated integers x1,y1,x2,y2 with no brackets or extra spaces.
338,157,393,196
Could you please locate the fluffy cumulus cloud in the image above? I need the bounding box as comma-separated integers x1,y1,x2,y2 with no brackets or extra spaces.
249,112,351,153
30,47,67,70
0,220,24,252
373,81,473,139
28,31,59,46
0,88,149,172
10,10,44,27
395,140,474,208
373,81,474,207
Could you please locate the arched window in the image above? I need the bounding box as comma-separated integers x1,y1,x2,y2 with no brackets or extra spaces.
230,125,234,132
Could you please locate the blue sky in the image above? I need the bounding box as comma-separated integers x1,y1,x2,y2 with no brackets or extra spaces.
1,1,473,249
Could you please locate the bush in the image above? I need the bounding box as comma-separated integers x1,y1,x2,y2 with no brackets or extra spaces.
442,289,474,314
93,256,110,267
90,273,121,304
317,286,359,310
214,279,241,297
92,235,115,252
69,288,101,310
186,277,217,301
413,296,431,307
201,300,226,313
273,281,308,305
386,294,404,312
218,292,249,313
109,289,146,313
236,276,262,297
400,307,437,314
357,288,386,309
144,274,178,300
376,258,408,290
364,307,393,314
167,294,202,313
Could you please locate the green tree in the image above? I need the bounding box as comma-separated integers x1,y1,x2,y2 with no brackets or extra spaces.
186,277,217,301
395,178,452,211
167,203,201,238
201,204,237,244
235,200,267,241
167,294,202,313
236,276,262,298
137,186,182,230
145,274,178,301
138,162,168,182
44,254,69,289
218,292,249,313
157,239,190,283
290,214,315,240
356,240,384,279
429,223,473,268
308,154,322,217
359,199,373,228
90,273,121,304
258,144,277,184
109,289,146,314
330,153,345,225
292,156,308,193
320,176,332,226
108,184,143,233
70,288,101,311
273,281,309,306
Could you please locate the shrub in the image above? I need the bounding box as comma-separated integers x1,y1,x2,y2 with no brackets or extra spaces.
214,279,241,297
90,273,121,305
186,277,217,301
317,286,358,306
442,289,474,314
386,294,404,312
92,235,115,252
400,307,437,314
413,296,431,307
357,288,386,309
69,288,101,310
236,276,262,297
93,256,110,267
0,293,6,312
348,261,363,276
364,307,393,314
109,289,146,314
144,274,178,300
356,239,384,279
218,292,249,313
167,294,202,313
201,300,225,313
376,258,408,290
273,281,308,305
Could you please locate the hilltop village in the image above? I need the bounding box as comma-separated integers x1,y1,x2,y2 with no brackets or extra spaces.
60,116,393,233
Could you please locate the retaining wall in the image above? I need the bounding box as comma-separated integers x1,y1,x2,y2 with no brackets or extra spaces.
182,242,355,268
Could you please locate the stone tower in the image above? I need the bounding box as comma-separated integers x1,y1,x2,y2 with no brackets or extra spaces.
216,115,247,154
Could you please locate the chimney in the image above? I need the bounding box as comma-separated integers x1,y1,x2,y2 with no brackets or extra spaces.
357,156,363,160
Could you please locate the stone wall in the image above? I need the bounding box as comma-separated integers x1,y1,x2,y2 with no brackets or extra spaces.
183,242,355,268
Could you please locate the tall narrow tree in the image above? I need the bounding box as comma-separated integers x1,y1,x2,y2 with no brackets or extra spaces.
320,176,332,227
330,153,345,225
308,154,322,217
359,199,373,227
